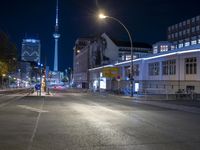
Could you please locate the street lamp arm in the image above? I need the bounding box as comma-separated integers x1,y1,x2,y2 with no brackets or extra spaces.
105,16,134,96
105,16,133,52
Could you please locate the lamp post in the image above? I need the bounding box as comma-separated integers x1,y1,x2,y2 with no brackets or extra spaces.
2,74,6,89
38,63,43,96
98,13,134,97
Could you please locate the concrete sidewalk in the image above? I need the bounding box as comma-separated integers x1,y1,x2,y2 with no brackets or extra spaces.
109,94,200,114
133,99,200,114
29,91,53,97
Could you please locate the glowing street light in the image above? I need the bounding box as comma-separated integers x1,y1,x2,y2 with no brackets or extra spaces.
98,13,134,97
99,13,107,19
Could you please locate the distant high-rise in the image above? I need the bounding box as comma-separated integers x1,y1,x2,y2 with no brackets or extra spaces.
53,0,60,71
21,38,41,63
167,15,200,49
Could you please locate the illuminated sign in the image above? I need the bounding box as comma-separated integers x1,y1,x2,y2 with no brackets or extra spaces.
102,67,119,78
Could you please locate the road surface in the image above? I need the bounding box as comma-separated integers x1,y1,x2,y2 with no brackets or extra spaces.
0,92,200,150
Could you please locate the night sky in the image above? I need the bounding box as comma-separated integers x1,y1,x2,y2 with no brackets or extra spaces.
0,0,200,71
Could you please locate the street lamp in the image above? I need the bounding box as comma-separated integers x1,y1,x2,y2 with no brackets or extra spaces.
98,13,134,97
1,74,6,89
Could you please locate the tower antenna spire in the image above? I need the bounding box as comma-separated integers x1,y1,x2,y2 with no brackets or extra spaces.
55,0,59,32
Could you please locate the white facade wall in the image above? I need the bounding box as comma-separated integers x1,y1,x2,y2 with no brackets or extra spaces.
89,45,200,94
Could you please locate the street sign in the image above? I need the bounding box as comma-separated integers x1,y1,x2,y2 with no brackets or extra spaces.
35,84,41,91
102,67,119,78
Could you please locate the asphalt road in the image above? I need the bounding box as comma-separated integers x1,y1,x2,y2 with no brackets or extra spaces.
0,92,200,150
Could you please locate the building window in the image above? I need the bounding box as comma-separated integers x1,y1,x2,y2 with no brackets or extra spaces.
178,43,184,48
198,39,200,44
125,55,131,60
196,26,200,31
171,45,175,50
185,57,197,74
192,27,195,33
192,17,195,23
153,46,158,54
183,30,186,35
183,21,186,26
160,45,168,52
187,29,190,34
149,62,160,76
179,31,182,36
196,16,200,21
133,64,139,76
185,42,190,47
162,59,176,75
187,19,190,24
191,40,197,45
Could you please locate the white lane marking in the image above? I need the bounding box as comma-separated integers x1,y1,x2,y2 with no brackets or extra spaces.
18,105,48,113
27,97,45,150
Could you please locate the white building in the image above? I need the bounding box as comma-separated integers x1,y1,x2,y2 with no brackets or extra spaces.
73,33,152,88
89,44,200,94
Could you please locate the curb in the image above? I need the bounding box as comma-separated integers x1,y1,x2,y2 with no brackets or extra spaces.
133,100,200,114
107,93,200,114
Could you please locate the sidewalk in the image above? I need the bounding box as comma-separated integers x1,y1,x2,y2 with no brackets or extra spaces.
109,94,200,114
29,91,53,97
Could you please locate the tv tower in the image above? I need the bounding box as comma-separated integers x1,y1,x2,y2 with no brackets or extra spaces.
53,0,60,71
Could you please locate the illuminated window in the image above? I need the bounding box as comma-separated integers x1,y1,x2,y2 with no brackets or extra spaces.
160,45,168,52
185,57,197,74
178,43,184,48
125,55,131,60
198,39,200,44
185,42,190,47
191,40,197,45
153,46,158,54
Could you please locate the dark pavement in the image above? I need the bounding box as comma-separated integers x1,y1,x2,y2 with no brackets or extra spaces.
0,92,200,150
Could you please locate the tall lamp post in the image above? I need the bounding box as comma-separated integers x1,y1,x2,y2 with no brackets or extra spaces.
2,74,6,89
98,13,134,97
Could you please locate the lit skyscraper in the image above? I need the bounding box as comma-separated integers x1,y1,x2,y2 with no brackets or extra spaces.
21,38,41,63
53,0,60,71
